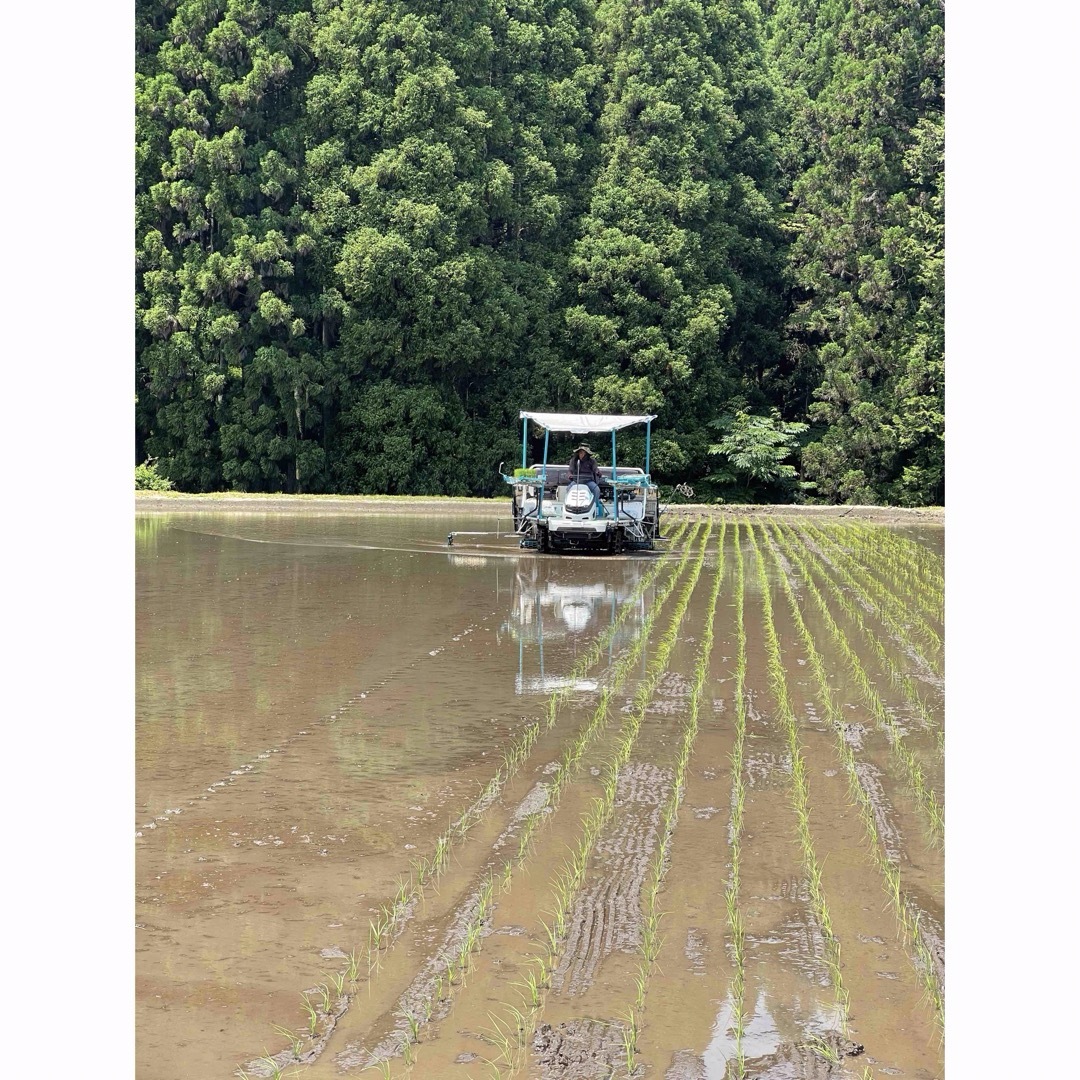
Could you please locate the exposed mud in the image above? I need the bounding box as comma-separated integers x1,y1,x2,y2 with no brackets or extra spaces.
553,762,672,996
742,1033,865,1079
533,1018,636,1079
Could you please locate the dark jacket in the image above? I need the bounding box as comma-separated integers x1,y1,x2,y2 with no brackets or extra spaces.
567,452,600,484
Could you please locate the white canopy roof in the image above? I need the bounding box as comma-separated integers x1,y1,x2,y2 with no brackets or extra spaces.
520,411,656,433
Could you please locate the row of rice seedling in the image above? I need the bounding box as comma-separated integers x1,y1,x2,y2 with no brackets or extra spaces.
765,524,944,843
724,520,750,1079
839,519,944,601
473,522,715,1076
343,524,712,1075
810,520,944,661
829,522,944,627
622,521,728,1076
771,522,943,746
800,522,943,674
761,525,946,1036
363,519,694,953
747,524,852,1033
513,521,706,850
246,527,698,1073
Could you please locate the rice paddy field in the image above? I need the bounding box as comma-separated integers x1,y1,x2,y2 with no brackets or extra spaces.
135,507,944,1080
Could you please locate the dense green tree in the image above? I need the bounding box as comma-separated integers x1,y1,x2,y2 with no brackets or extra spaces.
136,0,326,491
767,0,944,504
134,0,945,505
705,406,807,500
565,0,785,481
301,0,600,493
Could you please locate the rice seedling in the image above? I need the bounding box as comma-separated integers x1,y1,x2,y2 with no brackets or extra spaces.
514,967,543,1008
802,521,943,673
300,994,319,1037
242,1053,287,1080
272,1025,304,1058
393,1009,417,1044
748,523,851,1034
769,522,945,844
621,1007,639,1074
346,948,363,984
471,523,714,1068
807,1034,841,1064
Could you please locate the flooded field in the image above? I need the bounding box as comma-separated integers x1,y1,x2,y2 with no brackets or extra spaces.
135,510,944,1080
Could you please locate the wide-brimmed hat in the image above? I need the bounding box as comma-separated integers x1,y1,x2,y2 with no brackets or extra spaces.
574,443,592,453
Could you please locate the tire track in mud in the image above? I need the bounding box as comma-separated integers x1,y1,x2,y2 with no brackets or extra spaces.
552,760,673,997
505,525,714,1078
770,523,945,843
239,524,701,1075
760,524,946,1037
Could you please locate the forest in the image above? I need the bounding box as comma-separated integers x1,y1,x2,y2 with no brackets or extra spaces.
135,0,943,505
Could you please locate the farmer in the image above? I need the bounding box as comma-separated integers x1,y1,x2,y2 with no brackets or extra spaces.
568,443,605,513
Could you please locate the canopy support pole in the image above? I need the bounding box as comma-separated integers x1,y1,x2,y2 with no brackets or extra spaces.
645,421,651,477
521,416,528,470
539,428,549,520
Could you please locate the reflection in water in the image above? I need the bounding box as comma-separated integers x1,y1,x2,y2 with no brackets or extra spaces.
499,561,650,694
706,988,844,1077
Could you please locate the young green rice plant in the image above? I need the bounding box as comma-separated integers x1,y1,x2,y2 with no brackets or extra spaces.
770,522,945,843
483,1005,529,1068
272,1025,304,1058
300,994,319,1037
401,1010,421,1044
803,521,943,672
325,969,346,998
621,1007,639,1075
807,1034,841,1064
245,1057,286,1080
346,948,362,984
473,524,715,1067
514,967,543,1008
748,523,851,1035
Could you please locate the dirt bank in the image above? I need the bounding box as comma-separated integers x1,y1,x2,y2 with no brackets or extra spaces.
135,491,942,526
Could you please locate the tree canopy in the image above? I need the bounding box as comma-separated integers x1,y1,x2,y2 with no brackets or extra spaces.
136,0,944,504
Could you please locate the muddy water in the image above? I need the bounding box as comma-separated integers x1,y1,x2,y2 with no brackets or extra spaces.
136,513,944,1080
